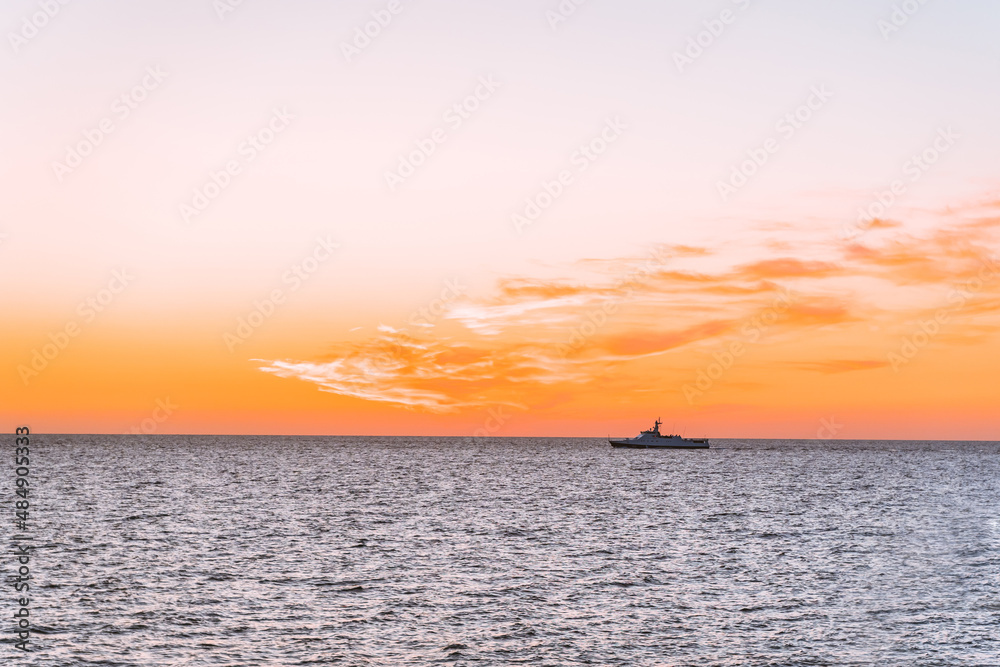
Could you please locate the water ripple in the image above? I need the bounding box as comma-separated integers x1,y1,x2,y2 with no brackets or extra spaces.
18,436,1000,666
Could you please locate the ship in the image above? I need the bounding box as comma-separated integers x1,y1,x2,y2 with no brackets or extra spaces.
608,419,709,449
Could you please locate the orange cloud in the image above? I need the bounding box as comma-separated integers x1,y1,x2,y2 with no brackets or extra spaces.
737,258,841,280
256,205,1000,419
598,320,736,358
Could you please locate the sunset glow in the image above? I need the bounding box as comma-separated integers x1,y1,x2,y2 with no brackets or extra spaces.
4,0,999,439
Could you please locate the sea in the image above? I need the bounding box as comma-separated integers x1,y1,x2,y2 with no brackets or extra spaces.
11,435,1000,666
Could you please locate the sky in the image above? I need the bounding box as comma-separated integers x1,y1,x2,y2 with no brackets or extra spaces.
3,0,999,438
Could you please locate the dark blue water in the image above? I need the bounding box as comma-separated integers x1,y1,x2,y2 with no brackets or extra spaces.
13,436,1000,665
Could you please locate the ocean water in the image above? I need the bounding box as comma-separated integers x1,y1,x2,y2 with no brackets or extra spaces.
13,435,1000,666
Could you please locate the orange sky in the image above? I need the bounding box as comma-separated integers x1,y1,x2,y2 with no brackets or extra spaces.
5,196,999,438
3,1,1000,438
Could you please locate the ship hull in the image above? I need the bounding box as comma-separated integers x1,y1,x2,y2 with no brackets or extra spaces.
609,439,709,449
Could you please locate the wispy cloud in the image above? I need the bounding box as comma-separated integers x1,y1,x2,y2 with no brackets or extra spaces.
257,204,1000,412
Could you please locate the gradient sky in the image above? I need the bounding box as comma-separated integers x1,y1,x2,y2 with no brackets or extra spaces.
3,0,999,438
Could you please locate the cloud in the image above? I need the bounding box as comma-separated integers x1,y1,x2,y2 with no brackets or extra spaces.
736,258,841,280
257,327,585,412
257,202,1000,413
597,320,736,358
868,218,902,230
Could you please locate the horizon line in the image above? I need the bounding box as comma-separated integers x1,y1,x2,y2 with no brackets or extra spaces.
17,432,1000,443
